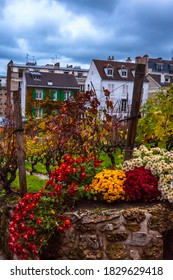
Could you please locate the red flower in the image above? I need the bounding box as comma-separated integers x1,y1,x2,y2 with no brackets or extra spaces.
124,166,160,201
37,218,42,225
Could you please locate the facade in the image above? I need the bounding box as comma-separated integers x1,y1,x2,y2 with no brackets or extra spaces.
146,57,173,97
6,60,88,117
85,57,149,118
0,76,7,117
21,71,80,118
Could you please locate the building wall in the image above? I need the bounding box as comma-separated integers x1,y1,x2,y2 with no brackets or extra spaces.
85,61,149,117
7,61,88,114
25,86,77,118
0,76,7,116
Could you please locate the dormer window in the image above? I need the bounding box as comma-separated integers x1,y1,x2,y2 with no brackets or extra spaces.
169,64,173,73
121,70,128,77
119,66,128,78
30,71,41,80
156,63,163,71
104,65,114,76
164,75,170,83
47,80,53,85
107,68,113,76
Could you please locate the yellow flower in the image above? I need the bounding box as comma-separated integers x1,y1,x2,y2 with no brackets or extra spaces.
89,169,126,203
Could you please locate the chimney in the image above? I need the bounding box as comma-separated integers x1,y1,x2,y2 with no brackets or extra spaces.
126,56,132,62
54,62,60,67
107,56,114,61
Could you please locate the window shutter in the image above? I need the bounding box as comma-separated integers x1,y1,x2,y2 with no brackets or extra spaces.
57,90,61,101
61,90,65,100
43,90,46,100
32,108,37,117
50,90,54,101
32,90,36,100
43,108,46,116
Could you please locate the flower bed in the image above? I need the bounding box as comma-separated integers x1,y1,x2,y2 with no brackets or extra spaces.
7,146,173,260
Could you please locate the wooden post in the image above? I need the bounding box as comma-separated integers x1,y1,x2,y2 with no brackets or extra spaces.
124,56,147,160
13,89,27,197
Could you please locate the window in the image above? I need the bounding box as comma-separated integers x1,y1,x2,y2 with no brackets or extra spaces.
169,64,173,73
156,63,163,71
30,72,41,80
36,90,43,100
107,68,113,76
80,85,85,92
164,76,170,83
64,91,71,100
52,91,58,101
104,66,114,76
47,81,53,85
19,69,23,78
36,108,43,118
78,73,83,78
121,70,128,77
121,99,127,112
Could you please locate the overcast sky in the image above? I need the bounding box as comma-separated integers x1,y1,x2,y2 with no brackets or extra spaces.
0,0,173,74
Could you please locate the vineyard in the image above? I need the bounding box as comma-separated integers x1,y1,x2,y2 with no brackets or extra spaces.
0,85,173,259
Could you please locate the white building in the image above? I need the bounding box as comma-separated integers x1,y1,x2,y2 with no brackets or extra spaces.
85,57,149,118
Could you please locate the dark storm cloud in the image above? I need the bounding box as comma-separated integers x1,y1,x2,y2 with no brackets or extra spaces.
0,0,173,74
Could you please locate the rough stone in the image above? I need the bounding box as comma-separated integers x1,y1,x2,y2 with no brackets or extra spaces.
142,239,163,260
78,235,103,250
75,223,96,234
123,222,141,232
148,207,171,232
83,249,103,260
106,244,127,259
122,209,146,223
106,231,129,242
81,210,120,224
130,232,147,246
99,222,120,232
130,249,141,260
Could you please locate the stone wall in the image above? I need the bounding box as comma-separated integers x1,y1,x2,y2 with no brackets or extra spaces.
1,202,173,260
41,203,173,260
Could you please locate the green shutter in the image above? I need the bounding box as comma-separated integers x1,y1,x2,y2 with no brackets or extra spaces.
32,108,37,117
32,90,36,100
61,90,65,100
71,91,74,96
50,91,54,101
57,90,61,101
43,108,46,116
43,90,46,100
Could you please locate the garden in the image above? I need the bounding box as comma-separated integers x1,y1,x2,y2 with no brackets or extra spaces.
0,85,173,260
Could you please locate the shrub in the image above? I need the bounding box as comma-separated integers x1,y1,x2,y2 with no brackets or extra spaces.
88,169,126,202
124,166,160,201
122,146,173,203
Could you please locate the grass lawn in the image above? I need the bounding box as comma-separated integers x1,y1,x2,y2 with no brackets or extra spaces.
11,172,47,193
25,161,48,175
11,150,124,193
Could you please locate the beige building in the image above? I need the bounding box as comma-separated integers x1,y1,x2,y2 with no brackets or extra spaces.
0,76,7,117
6,60,89,117
146,57,173,98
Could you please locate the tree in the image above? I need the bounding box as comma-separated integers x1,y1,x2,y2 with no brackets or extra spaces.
137,85,173,150
25,90,127,171
0,128,18,192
